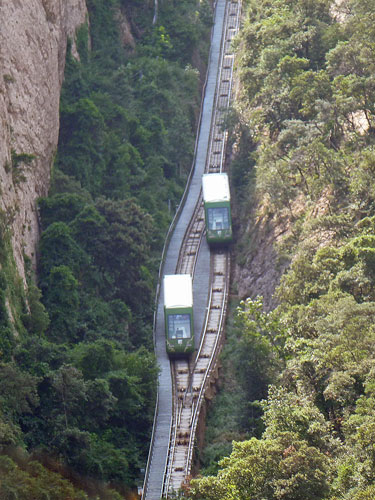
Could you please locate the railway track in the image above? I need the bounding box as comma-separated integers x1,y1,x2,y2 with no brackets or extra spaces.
163,0,241,495
142,1,241,498
164,249,230,494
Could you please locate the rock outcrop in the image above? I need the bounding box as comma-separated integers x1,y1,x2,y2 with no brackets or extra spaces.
0,0,87,281
233,209,289,311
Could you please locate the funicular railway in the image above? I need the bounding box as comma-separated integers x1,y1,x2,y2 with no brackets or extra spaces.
142,1,241,498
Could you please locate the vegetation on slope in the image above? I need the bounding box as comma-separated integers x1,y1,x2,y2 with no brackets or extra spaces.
190,0,375,498
0,0,212,497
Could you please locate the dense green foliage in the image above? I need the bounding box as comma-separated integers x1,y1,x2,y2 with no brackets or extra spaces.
0,455,89,500
0,0,212,496
191,0,375,498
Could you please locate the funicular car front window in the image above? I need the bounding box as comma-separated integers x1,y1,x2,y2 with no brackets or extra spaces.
207,207,229,230
168,314,191,339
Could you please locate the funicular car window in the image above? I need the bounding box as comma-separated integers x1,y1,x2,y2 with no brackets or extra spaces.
168,314,191,339
207,207,230,230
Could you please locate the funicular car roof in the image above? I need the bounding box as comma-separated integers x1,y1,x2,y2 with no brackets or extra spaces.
164,274,193,308
202,172,230,203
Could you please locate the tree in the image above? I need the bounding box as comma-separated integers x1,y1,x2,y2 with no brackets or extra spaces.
69,340,116,380
42,266,80,343
69,204,107,253
102,140,145,200
38,222,89,278
38,193,87,229
0,411,21,448
92,198,154,317
50,365,87,429
0,363,39,420
22,284,50,336
337,368,375,491
235,297,285,403
262,386,337,451
85,379,117,429
189,434,331,500
58,98,106,195
0,455,89,500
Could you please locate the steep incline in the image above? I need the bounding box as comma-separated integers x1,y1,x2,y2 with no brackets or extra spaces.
142,1,227,498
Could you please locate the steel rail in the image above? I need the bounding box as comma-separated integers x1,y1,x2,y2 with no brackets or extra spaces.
209,0,241,174
163,219,203,495
176,195,205,277
166,250,230,494
163,359,188,496
185,252,230,477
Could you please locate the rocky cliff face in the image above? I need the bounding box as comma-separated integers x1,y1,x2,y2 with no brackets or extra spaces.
233,207,289,311
0,0,87,281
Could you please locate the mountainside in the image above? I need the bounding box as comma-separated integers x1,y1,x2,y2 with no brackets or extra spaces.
192,1,375,499
0,1,213,497
0,0,87,280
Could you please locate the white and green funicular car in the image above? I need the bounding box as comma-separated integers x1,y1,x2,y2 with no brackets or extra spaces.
202,172,232,245
163,274,194,356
